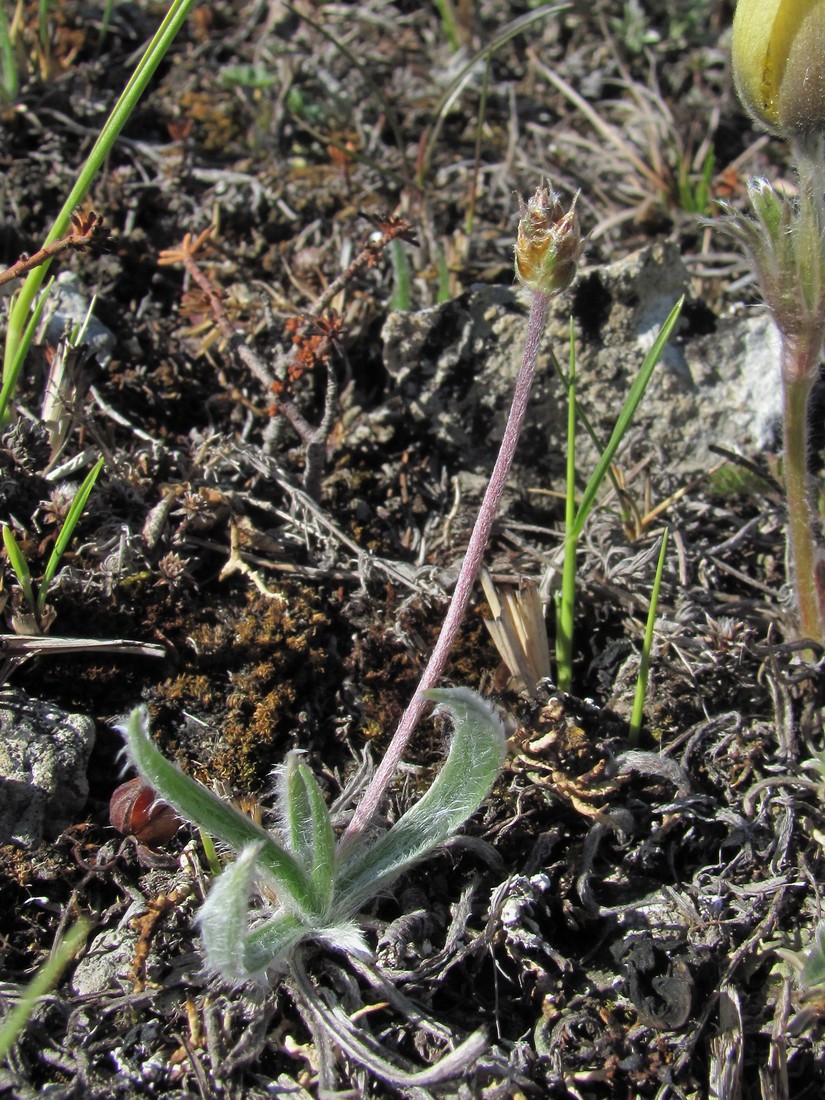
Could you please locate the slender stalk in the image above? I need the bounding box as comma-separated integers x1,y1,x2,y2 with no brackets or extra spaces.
628,528,668,746
555,318,577,692
784,136,825,642
3,0,197,381
339,291,550,850
781,337,823,641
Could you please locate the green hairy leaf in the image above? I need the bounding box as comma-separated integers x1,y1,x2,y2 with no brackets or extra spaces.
196,843,266,983
118,708,315,916
281,751,336,916
335,687,506,911
118,686,506,981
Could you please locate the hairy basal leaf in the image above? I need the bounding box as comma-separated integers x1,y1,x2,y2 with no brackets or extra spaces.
336,687,506,911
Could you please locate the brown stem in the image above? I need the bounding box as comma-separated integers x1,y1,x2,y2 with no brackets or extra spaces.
0,224,106,288
180,253,275,391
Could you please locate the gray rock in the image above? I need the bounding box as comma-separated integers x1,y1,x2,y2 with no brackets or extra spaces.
40,271,116,367
381,242,783,485
70,925,138,996
0,689,95,847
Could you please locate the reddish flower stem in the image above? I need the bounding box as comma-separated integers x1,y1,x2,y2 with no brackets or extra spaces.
339,290,550,852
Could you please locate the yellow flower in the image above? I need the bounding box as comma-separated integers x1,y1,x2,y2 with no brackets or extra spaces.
732,0,825,136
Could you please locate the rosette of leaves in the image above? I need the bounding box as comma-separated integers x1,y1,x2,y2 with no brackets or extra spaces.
119,687,505,984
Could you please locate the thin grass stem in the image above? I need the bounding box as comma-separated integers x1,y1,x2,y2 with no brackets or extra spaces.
38,455,105,615
782,352,823,642
3,0,198,383
628,528,668,745
555,318,577,691
0,918,90,1061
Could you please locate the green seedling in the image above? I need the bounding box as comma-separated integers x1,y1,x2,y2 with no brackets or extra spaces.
554,298,683,692
629,528,669,745
119,688,505,982
677,145,715,216
3,455,104,630
2,523,35,618
3,0,197,399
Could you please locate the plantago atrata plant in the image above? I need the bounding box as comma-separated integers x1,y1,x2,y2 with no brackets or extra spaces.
119,688,505,983
113,181,578,1008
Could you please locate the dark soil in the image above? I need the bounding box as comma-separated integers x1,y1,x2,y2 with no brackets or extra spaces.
2,1,825,1097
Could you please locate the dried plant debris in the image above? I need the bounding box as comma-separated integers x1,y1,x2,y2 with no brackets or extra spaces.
2,1,825,1098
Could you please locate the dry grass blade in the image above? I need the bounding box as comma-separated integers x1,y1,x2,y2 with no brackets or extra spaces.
480,568,551,696
290,953,490,1091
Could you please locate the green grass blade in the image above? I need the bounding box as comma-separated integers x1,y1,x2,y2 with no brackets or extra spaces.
389,238,412,311
37,455,104,614
199,828,222,878
464,57,491,235
571,296,683,541
0,0,19,104
0,918,91,1062
4,0,198,381
547,343,625,502
2,524,35,615
556,317,577,691
436,248,451,303
433,0,459,51
97,0,116,50
37,0,48,60
628,528,668,745
0,277,54,425
416,3,570,187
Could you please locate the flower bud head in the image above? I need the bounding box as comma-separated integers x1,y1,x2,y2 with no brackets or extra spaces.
515,184,582,297
732,0,825,137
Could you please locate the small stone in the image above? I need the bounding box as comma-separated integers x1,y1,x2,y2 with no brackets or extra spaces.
0,688,95,847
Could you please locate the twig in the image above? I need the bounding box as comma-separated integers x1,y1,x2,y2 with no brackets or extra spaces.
0,212,113,288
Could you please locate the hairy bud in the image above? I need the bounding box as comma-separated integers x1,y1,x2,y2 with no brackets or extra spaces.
514,184,582,298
